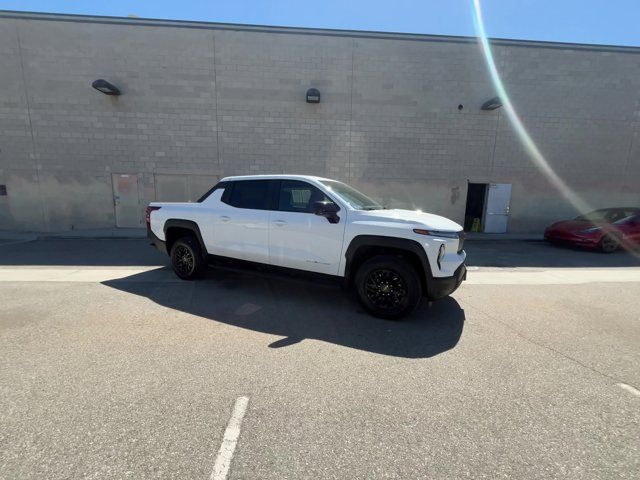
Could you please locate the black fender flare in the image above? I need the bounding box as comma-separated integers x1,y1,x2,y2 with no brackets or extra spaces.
344,234,435,293
163,219,208,256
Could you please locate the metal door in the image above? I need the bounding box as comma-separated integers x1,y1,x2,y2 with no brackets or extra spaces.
112,174,141,228
483,183,511,233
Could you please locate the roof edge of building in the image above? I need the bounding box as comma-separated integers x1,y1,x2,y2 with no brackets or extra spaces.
1,9,640,54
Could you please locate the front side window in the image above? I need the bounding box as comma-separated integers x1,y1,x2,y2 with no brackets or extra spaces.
226,180,271,210
614,212,640,225
278,180,332,213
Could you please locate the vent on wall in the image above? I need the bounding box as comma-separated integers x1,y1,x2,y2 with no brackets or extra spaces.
0,185,7,196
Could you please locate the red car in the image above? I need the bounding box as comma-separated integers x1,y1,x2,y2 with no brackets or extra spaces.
544,207,640,253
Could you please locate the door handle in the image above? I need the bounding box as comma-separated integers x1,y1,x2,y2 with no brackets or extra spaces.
220,216,230,223
273,220,287,227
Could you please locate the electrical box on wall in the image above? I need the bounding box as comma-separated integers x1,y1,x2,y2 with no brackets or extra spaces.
0,185,7,196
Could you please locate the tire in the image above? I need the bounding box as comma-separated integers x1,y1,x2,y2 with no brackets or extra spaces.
354,255,422,320
170,236,206,280
599,234,619,253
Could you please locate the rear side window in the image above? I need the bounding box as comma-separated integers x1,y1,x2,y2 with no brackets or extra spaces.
278,180,332,213
197,182,227,203
226,180,271,210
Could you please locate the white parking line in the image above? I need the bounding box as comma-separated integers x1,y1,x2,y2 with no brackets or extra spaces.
211,396,250,480
617,383,640,397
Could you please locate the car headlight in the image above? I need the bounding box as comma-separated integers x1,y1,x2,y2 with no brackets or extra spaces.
579,227,601,234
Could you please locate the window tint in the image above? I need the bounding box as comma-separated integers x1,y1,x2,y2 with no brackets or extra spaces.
197,182,226,203
607,209,624,222
227,180,271,210
278,180,332,213
615,212,640,225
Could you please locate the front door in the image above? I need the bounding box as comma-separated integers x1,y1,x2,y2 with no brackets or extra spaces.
112,174,141,228
484,183,512,233
269,180,346,275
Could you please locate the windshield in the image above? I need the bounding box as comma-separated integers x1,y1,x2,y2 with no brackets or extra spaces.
319,180,384,210
574,210,610,222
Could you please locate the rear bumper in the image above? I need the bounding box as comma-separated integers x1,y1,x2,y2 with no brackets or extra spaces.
148,228,167,254
428,263,466,300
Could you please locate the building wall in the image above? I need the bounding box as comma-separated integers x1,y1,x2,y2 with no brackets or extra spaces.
0,12,638,232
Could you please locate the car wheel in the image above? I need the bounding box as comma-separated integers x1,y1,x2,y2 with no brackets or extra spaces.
170,236,206,279
599,234,620,253
355,255,422,320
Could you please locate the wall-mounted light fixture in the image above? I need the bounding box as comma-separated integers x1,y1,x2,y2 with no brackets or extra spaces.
481,96,502,110
306,88,320,103
92,79,121,96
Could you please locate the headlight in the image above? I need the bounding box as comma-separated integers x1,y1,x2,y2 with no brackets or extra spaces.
579,227,601,234
413,229,459,239
437,244,446,269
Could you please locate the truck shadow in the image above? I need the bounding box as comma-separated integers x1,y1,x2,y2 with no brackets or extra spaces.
102,267,465,359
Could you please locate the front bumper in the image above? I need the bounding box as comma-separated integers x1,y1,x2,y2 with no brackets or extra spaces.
428,263,466,300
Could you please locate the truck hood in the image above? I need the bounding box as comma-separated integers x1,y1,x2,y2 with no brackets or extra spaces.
352,209,462,231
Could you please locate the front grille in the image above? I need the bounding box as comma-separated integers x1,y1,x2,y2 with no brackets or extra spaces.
457,232,465,253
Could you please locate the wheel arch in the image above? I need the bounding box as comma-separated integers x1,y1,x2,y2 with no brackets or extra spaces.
344,235,434,295
164,219,208,257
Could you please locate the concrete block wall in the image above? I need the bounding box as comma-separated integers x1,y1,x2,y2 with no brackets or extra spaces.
0,12,638,232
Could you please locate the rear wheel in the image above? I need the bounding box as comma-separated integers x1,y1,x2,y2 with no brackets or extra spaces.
170,236,206,279
599,234,619,253
355,255,421,320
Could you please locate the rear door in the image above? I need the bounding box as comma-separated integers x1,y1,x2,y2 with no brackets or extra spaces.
211,180,273,264
269,180,346,275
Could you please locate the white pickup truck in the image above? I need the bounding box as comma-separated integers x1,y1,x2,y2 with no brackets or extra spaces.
147,175,466,319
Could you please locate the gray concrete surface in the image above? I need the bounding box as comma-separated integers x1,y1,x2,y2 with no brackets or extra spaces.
1,239,639,479
1,11,639,232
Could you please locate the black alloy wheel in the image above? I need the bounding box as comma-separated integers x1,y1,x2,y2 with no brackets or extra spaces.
170,236,205,280
355,255,421,320
364,268,407,310
174,244,195,276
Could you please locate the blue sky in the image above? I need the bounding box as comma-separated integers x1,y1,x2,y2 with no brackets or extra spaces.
1,0,639,47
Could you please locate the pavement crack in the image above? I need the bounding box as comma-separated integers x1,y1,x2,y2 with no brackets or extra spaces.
473,305,624,385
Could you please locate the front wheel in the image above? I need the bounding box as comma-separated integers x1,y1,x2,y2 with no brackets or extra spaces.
355,255,422,320
170,236,206,279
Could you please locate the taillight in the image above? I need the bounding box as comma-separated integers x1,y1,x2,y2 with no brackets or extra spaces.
146,206,161,228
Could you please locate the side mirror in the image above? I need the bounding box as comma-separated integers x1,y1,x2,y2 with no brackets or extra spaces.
313,201,340,224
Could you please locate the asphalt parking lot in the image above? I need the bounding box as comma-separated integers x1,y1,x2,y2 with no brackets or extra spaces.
1,238,639,479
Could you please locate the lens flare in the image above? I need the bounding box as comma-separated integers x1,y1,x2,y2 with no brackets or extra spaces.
471,0,637,255
471,0,590,212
